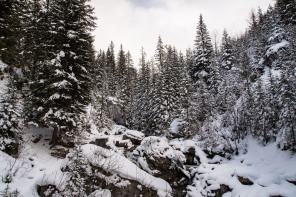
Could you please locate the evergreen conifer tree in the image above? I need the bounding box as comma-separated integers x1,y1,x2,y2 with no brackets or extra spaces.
190,14,214,87
278,65,296,150
28,0,96,145
116,44,127,98
275,0,296,25
0,0,27,70
133,48,151,132
105,41,116,96
220,29,234,71
0,78,23,156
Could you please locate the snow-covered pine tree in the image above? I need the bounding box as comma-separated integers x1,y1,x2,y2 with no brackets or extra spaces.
190,14,214,88
22,0,49,82
63,145,89,197
116,44,126,99
148,44,183,135
28,0,96,145
275,0,296,25
185,48,194,73
0,0,27,70
253,77,269,143
105,41,116,96
195,79,212,122
146,66,163,135
123,51,137,128
265,71,280,138
278,65,296,150
154,36,166,72
162,46,180,121
133,48,151,132
143,37,167,134
220,29,234,71
0,78,23,157
90,50,110,129
178,52,200,138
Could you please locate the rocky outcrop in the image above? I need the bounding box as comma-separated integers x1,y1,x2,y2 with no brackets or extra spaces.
92,173,158,197
50,147,69,159
106,98,125,126
288,179,296,185
2,141,19,158
122,130,144,145
184,147,196,165
211,184,232,197
90,137,109,149
32,135,42,143
132,136,189,196
145,154,188,196
58,136,75,148
238,176,253,185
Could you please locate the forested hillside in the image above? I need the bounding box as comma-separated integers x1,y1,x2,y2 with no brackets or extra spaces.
0,0,295,196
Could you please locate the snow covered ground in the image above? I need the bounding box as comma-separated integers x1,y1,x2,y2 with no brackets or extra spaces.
0,126,172,196
0,126,296,197
187,137,296,197
0,126,65,196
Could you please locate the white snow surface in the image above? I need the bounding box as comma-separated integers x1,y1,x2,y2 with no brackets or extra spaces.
124,129,145,140
187,136,296,197
169,118,183,134
88,189,111,197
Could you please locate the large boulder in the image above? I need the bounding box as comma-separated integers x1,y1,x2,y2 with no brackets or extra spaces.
106,97,126,126
211,184,232,197
132,136,189,196
238,176,254,185
184,147,196,165
122,130,145,145
2,141,19,158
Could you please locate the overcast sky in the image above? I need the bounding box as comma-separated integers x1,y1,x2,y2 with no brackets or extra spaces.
90,0,274,65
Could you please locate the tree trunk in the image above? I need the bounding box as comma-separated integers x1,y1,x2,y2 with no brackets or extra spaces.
49,126,59,147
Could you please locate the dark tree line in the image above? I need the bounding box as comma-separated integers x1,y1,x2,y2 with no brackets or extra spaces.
0,0,295,153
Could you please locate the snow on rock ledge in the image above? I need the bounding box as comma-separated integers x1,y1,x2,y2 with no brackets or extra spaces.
81,144,172,197
123,129,145,145
132,136,189,196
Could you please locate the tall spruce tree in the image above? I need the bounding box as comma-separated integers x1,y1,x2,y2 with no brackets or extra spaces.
116,44,126,98
0,0,27,70
22,0,48,82
124,51,137,128
0,77,23,156
278,65,296,150
190,14,214,87
275,0,296,25
133,48,151,131
105,41,116,96
28,0,96,145
91,50,110,129
154,36,166,72
220,29,234,71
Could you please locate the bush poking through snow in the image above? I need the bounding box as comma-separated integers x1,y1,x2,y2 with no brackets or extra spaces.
0,185,21,197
